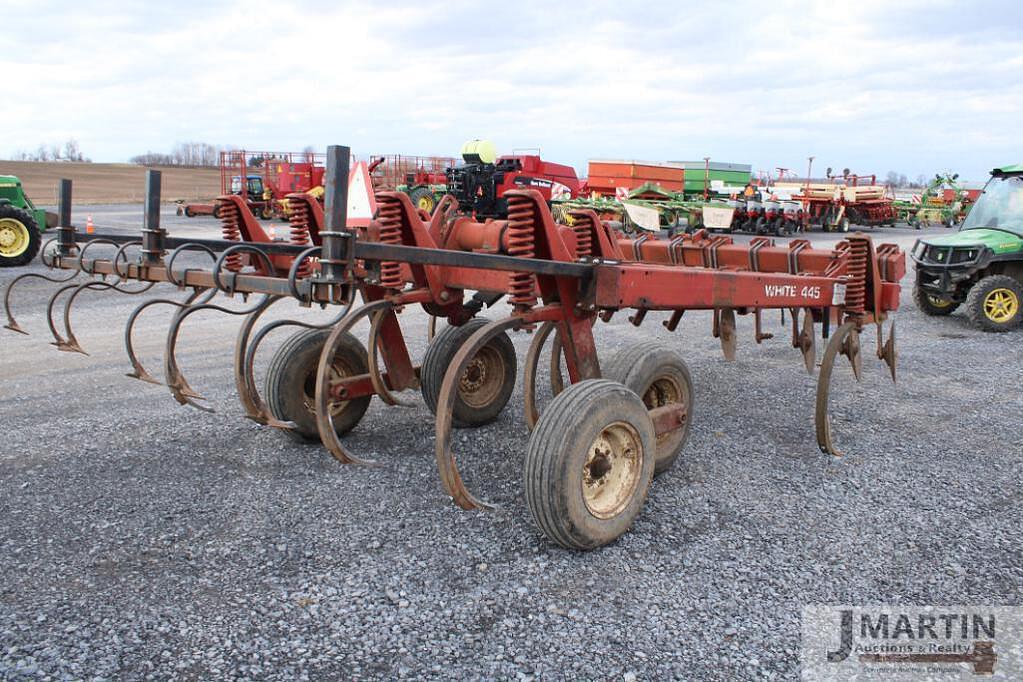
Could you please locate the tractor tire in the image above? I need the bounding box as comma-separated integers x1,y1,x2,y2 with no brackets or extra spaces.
184,206,195,218
408,187,436,214
603,342,693,476
524,379,655,550
966,275,1023,332
913,281,959,316
839,217,851,233
420,318,517,428
0,205,41,267
265,328,372,441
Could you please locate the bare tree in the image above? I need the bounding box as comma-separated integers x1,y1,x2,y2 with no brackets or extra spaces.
63,139,82,162
885,171,900,187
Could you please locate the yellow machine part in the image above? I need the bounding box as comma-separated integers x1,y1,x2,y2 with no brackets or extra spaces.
461,140,497,164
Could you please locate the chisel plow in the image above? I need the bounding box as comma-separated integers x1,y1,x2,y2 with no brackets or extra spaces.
2,145,906,550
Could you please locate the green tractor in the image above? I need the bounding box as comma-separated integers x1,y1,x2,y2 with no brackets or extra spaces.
911,164,1023,331
0,175,51,267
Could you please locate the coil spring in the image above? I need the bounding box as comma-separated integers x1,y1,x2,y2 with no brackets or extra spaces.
218,201,243,271
844,238,869,313
376,196,404,290
506,195,538,310
571,214,593,258
287,197,313,277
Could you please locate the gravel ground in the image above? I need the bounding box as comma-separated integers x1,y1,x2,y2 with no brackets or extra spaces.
1,210,1021,679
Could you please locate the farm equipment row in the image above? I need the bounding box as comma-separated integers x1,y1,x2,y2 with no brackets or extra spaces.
3,145,905,550
177,149,326,220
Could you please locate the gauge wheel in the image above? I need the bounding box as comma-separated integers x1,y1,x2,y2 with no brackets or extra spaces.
604,342,693,475
265,328,372,441
420,318,517,428
966,275,1023,332
0,205,41,267
524,379,655,550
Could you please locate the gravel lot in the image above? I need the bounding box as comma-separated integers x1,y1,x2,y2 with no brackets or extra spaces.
1,208,1021,679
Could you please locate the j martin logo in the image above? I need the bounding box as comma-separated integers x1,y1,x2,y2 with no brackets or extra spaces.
801,606,1023,680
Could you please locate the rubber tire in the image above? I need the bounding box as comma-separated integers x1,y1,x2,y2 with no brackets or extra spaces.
913,281,959,316
525,379,656,551
965,275,1023,332
839,217,850,233
265,328,372,441
603,342,694,476
0,205,41,267
420,318,517,428
408,187,436,214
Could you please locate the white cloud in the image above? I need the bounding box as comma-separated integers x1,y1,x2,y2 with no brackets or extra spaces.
1,0,1020,180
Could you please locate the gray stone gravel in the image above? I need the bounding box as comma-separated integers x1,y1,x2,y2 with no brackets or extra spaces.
1,213,1021,679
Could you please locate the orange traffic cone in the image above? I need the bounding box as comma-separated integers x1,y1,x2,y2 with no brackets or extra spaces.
86,215,95,234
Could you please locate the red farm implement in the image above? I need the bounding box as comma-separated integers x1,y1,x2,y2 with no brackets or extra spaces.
793,174,897,232
4,145,905,550
177,149,326,220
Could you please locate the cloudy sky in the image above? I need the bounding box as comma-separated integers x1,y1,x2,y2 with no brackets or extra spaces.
4,0,1021,180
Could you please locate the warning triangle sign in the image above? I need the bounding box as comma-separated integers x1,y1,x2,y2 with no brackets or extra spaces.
347,161,377,228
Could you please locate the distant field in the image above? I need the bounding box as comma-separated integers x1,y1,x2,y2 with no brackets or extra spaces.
0,160,221,205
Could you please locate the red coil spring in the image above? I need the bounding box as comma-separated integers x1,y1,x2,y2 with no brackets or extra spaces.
506,195,538,310
288,198,311,245
844,238,868,313
571,214,593,258
375,196,404,290
287,197,313,277
218,201,243,271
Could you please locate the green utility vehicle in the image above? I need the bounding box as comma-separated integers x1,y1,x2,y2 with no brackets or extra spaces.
0,175,50,267
911,164,1023,331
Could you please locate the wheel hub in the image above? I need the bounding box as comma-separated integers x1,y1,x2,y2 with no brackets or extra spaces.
458,346,503,408
303,359,354,417
582,421,642,519
0,218,30,257
984,288,1019,323
642,376,685,446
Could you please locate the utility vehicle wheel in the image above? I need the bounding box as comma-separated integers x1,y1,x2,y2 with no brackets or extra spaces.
266,328,372,441
184,206,195,218
525,379,655,550
0,205,41,267
408,187,436,214
912,282,959,316
420,318,517,427
604,342,693,475
966,275,1023,332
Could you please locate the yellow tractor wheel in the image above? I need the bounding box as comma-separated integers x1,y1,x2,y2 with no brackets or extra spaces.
0,206,41,267
966,275,1023,332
